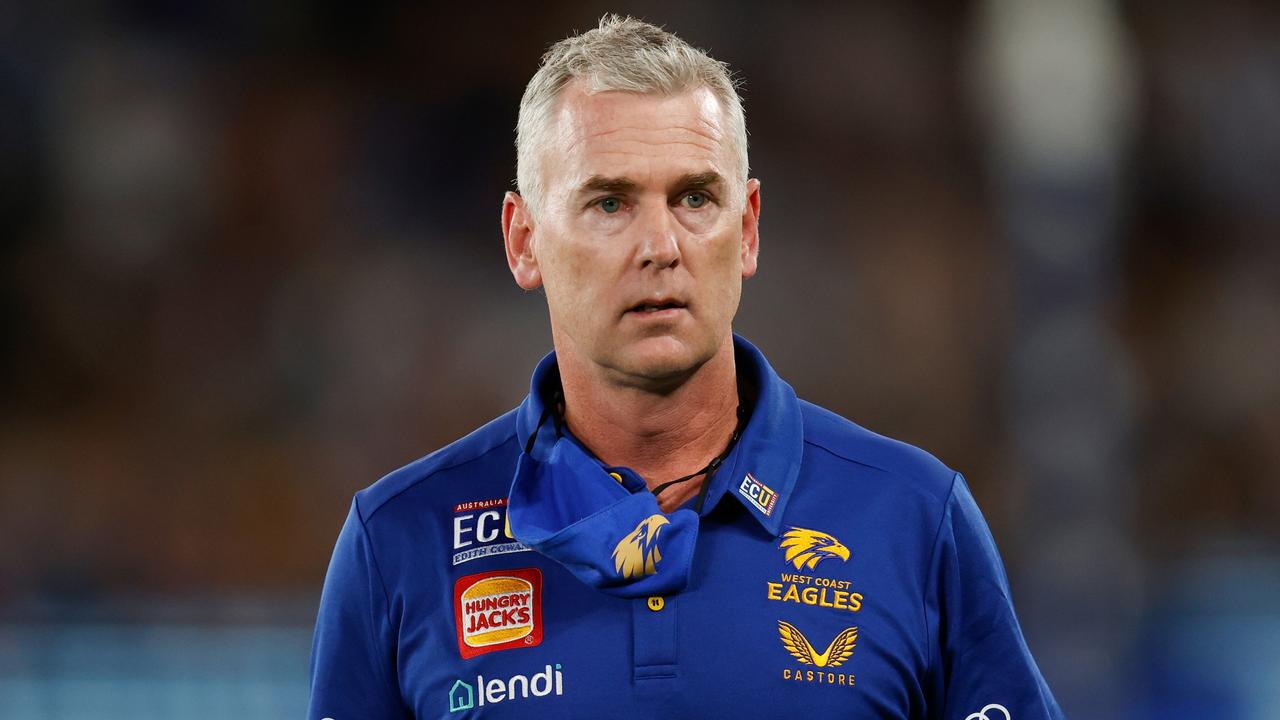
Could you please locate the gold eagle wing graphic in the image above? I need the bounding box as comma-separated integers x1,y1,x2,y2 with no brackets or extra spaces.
612,514,670,578
777,621,858,668
821,626,859,668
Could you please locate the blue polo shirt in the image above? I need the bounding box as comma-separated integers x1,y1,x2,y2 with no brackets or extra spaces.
309,336,1063,719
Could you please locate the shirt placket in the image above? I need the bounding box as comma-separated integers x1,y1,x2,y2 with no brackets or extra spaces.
632,593,678,683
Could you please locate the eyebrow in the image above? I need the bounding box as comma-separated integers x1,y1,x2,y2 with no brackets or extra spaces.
578,175,639,195
575,171,727,199
675,171,725,191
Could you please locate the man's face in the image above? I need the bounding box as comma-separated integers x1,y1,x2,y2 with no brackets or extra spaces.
505,83,761,387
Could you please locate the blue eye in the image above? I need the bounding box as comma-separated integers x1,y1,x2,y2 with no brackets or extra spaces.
683,192,708,209
599,198,621,214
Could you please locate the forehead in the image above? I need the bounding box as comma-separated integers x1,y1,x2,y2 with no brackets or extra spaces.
545,83,732,189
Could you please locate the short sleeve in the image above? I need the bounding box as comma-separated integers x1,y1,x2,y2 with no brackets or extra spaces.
308,498,409,719
928,474,1064,719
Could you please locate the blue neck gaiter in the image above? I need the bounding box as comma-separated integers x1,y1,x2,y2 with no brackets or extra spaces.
507,434,699,598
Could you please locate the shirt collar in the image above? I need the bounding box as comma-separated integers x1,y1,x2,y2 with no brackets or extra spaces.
514,352,564,461
513,334,804,537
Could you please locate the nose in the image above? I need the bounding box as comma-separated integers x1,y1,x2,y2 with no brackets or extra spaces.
637,204,681,270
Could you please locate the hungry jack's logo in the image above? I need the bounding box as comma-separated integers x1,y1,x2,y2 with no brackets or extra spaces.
612,514,669,578
453,568,542,659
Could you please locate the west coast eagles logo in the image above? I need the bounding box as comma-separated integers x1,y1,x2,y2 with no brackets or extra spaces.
777,620,858,668
612,514,669,578
779,527,851,570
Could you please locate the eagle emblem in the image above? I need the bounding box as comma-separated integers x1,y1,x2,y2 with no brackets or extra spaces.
779,527,850,570
612,514,670,578
777,620,858,668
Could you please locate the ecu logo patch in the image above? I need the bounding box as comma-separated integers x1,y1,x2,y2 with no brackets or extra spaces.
738,473,779,516
453,568,543,659
612,514,669,579
779,527,850,570
451,497,530,566
777,620,858,668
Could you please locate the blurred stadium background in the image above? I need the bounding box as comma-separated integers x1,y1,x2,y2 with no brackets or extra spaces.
1,1,1278,718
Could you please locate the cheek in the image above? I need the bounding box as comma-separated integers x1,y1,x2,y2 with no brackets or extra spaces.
707,229,746,306
540,240,608,319
703,226,744,277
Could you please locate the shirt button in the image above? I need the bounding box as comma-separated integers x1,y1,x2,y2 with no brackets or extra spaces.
647,596,665,612
609,472,624,484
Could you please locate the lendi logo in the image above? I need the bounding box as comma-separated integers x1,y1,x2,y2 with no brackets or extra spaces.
612,514,668,578
448,663,564,713
453,568,542,659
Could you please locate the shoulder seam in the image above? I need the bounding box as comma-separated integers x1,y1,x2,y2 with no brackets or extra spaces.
799,401,956,478
921,472,961,686
803,436,952,480
353,494,398,695
362,430,518,522
803,436,884,472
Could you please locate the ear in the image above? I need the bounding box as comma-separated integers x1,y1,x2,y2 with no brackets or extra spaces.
503,191,542,290
739,178,761,279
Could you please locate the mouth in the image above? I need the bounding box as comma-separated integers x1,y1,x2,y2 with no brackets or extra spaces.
626,299,687,315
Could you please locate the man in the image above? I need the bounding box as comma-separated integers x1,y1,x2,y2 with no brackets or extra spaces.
309,16,1063,720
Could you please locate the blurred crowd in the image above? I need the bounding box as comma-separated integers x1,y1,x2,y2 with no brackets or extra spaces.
0,2,1277,717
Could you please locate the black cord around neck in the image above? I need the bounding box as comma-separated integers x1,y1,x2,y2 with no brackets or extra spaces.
523,389,565,455
649,404,746,505
524,383,748,512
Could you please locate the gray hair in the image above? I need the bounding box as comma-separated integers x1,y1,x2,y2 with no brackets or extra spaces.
515,15,748,215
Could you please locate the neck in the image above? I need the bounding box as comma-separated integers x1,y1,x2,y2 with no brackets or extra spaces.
557,335,740,513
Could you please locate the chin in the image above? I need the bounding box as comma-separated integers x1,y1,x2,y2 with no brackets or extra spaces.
610,335,712,384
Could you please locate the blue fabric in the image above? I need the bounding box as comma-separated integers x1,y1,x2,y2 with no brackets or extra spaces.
309,500,406,719
508,435,700,598
308,335,1065,719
